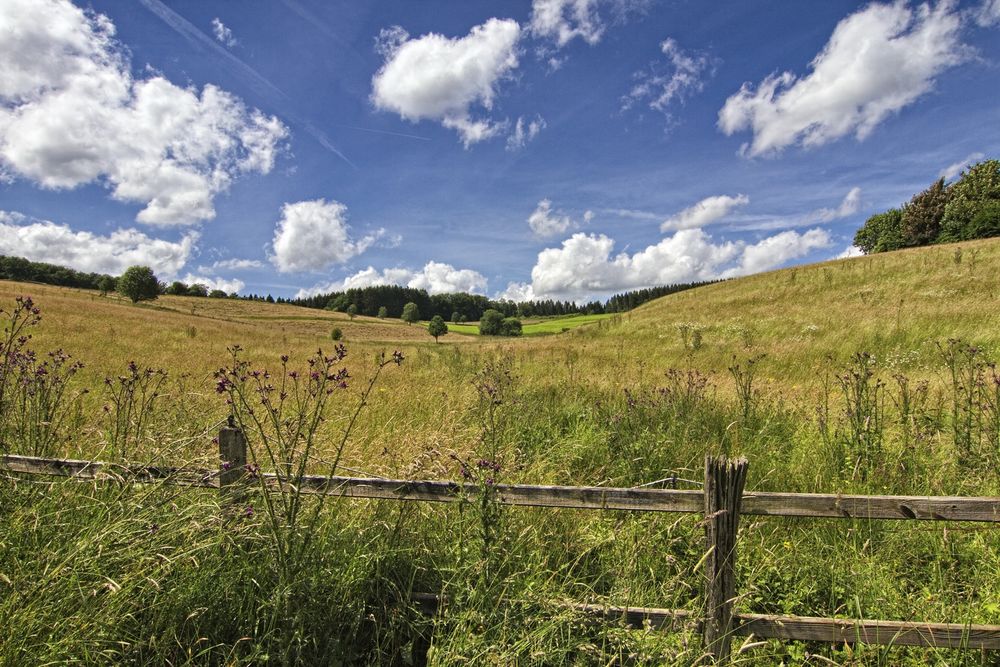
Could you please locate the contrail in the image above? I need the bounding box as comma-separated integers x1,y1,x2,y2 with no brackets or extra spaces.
137,0,357,168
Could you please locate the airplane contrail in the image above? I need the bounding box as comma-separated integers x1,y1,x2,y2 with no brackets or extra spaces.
137,0,358,168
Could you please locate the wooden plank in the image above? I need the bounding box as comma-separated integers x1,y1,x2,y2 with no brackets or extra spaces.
410,593,1000,650
5,454,1000,522
741,491,1000,522
733,613,1000,650
1,454,216,488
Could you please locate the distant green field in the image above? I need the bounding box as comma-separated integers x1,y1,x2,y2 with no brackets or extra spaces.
445,312,614,336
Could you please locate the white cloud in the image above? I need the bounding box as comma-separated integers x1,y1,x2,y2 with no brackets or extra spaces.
179,273,244,293
371,18,521,147
0,210,196,276
718,1,968,156
725,228,832,276
661,194,749,232
530,0,605,46
270,199,380,273
514,227,831,300
211,18,236,47
0,0,287,226
203,258,263,271
976,0,1000,26
295,261,488,298
622,38,714,121
507,115,546,150
837,244,864,259
940,152,985,180
730,187,861,231
497,281,537,302
528,199,575,237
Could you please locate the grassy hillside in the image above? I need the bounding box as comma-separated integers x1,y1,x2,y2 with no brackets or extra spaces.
3,239,1000,664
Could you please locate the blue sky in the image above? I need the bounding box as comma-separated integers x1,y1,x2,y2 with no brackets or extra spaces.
1,0,998,301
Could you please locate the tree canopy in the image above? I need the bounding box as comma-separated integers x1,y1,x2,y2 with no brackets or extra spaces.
117,266,160,303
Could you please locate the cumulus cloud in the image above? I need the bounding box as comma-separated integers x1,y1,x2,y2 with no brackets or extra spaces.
837,244,864,259
179,273,244,293
528,199,576,237
622,38,715,122
940,152,985,180
0,210,196,276
211,17,236,47
725,228,832,276
976,0,1000,26
295,261,488,299
718,1,968,156
507,115,546,150
371,19,521,147
661,194,749,232
0,0,287,225
507,227,831,301
270,199,381,273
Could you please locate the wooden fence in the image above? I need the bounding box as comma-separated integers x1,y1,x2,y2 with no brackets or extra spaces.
4,425,1000,663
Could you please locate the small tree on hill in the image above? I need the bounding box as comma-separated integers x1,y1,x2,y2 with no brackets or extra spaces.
187,283,209,297
854,209,904,254
428,315,448,343
451,311,461,324
402,301,420,325
347,304,358,320
165,280,188,295
117,266,160,303
377,306,388,319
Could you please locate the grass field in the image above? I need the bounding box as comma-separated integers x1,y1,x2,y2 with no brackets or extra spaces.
446,312,614,336
3,239,1000,664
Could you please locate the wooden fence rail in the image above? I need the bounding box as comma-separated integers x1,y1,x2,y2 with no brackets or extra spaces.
4,426,1000,662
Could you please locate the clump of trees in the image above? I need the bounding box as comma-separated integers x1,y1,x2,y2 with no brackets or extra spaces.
854,158,1000,253
479,309,522,337
0,255,115,291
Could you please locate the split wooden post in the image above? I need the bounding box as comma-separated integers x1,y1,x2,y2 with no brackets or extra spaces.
703,455,749,663
218,418,247,501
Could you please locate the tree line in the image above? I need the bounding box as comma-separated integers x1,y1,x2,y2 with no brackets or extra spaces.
288,280,716,320
854,158,1000,254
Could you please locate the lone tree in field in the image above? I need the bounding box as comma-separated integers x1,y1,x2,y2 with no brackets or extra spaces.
347,304,358,320
97,275,115,296
401,301,420,325
478,309,504,335
377,306,388,319
428,315,448,343
117,266,160,303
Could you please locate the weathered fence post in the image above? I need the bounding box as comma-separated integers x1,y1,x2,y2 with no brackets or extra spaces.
218,417,247,501
703,455,749,663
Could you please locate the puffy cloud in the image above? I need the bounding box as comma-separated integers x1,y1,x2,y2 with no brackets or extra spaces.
296,261,488,299
940,152,985,180
515,227,831,300
837,244,864,259
622,38,715,121
371,19,521,147
718,2,968,156
0,210,196,276
211,18,236,47
270,199,380,273
179,273,244,293
976,0,1000,26
506,115,546,150
661,194,749,232
725,228,832,276
528,199,575,237
0,0,287,225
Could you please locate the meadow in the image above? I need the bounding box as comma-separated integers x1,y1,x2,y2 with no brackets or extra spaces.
445,312,614,336
2,238,1000,665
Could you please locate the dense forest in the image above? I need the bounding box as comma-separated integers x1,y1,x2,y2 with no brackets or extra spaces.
0,255,115,291
854,158,1000,253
